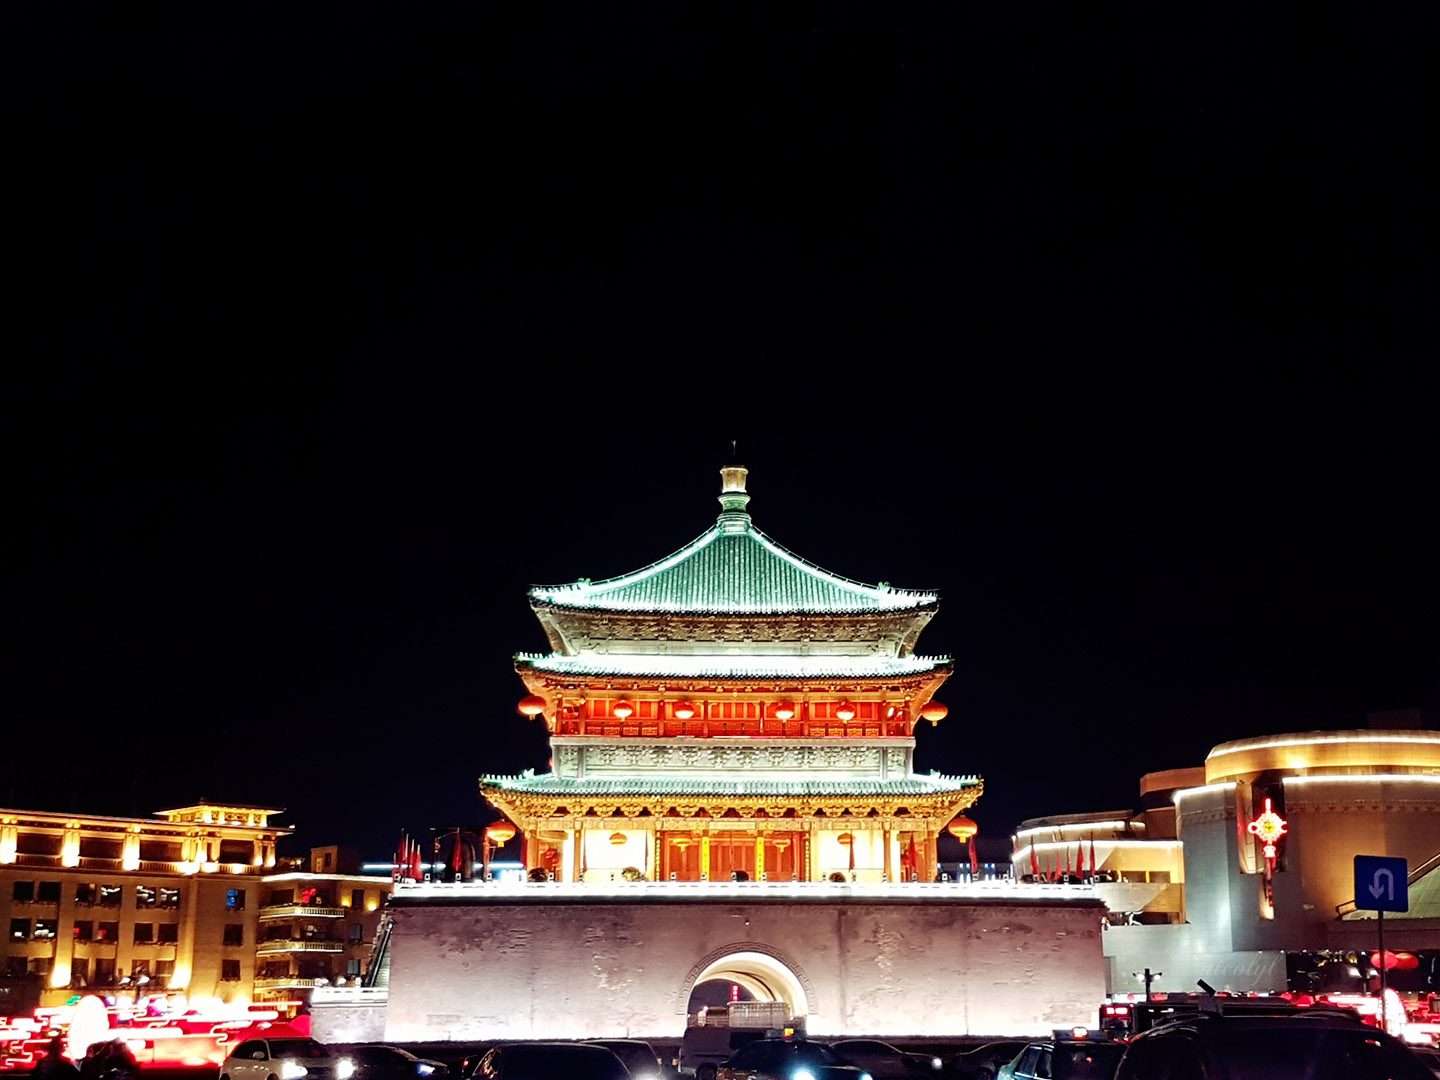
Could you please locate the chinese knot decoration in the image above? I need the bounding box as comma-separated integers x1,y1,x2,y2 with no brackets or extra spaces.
1247,797,1288,870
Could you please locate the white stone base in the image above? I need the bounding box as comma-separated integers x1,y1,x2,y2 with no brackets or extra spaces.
379,883,1107,1041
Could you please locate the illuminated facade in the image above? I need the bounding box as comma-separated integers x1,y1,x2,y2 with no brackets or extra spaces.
252,847,391,1007
0,805,392,1013
481,465,981,884
1011,725,1440,993
315,465,1108,1044
0,803,284,1009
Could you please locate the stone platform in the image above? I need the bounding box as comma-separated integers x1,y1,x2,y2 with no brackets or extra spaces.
356,879,1106,1042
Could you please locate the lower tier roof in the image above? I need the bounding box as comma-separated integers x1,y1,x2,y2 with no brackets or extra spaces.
480,770,980,797
515,652,949,680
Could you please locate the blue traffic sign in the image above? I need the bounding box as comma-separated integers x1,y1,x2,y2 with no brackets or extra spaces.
1354,855,1409,913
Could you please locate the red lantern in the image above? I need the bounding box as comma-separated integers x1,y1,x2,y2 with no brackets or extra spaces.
920,702,948,726
1370,951,1420,972
609,832,628,846
836,833,854,846
673,701,696,720
835,702,856,722
518,694,546,717
1370,950,1398,971
485,822,516,846
612,700,634,719
774,702,796,721
946,815,978,843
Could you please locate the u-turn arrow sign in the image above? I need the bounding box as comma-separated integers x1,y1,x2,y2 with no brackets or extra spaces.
1354,855,1409,913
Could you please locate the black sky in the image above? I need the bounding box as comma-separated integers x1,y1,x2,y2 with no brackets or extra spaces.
4,5,1438,862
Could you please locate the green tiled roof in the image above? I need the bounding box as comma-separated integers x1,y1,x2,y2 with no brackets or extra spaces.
480,771,981,797
530,522,936,615
516,653,949,680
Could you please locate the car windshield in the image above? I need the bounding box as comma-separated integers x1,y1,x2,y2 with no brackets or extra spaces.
1051,1043,1124,1080
1210,1028,1431,1080
837,1043,898,1055
763,1043,842,1067
361,1047,413,1062
503,1045,631,1080
270,1040,332,1059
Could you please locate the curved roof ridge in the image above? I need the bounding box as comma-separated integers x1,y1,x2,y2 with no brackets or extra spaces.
529,525,720,600
528,519,937,614
746,523,937,604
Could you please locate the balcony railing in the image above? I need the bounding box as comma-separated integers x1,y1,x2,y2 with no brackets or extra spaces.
253,975,322,990
258,905,346,921
256,939,344,955
1,853,266,875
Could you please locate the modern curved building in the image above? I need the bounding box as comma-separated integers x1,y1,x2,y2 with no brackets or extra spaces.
1012,722,1440,993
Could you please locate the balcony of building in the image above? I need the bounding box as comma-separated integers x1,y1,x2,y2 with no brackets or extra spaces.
255,939,345,955
253,974,323,990
258,904,346,921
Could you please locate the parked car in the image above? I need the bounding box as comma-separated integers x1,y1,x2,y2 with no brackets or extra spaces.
679,1027,772,1080
222,1038,356,1080
1411,1044,1440,1078
997,1035,1123,1080
1113,1011,1432,1080
348,1045,450,1080
948,1043,1027,1080
79,1039,140,1080
716,1038,873,1080
827,1041,943,1080
469,1042,630,1080
584,1040,665,1080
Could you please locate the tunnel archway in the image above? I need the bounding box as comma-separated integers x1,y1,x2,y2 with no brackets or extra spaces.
678,942,815,1020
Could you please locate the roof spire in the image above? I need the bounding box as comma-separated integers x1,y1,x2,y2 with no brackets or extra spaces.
717,446,750,533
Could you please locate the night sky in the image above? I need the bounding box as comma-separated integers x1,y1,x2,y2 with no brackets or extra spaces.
5,7,1438,864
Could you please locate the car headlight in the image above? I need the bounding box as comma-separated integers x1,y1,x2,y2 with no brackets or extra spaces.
860,1073,873,1080
931,1060,943,1071
337,1059,356,1080
281,1062,309,1080
793,1070,817,1080
417,1067,435,1077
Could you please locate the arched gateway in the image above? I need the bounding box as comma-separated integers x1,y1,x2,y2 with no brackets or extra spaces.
311,466,1106,1045
679,942,815,1019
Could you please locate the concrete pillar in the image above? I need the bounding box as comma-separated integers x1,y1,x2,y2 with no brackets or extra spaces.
122,833,141,871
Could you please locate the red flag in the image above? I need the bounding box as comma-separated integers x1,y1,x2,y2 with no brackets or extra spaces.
1063,845,1071,877
410,839,423,882
452,830,464,875
1076,842,1085,878
1090,834,1098,877
1029,844,1041,880
968,835,980,877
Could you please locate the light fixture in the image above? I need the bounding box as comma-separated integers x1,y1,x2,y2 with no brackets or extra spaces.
920,702,948,726
673,701,696,720
518,695,546,718
774,702,795,721
612,701,634,719
835,702,856,722
485,822,517,846
946,816,978,843
609,832,628,846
